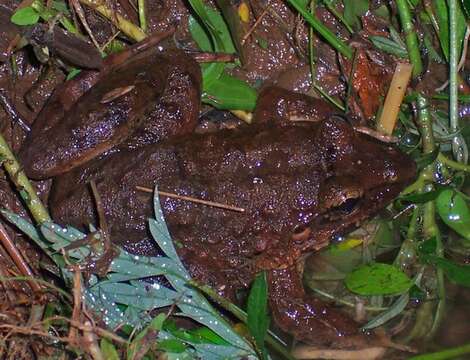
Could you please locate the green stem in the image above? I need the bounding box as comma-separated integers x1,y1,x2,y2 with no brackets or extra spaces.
396,0,423,77
285,0,353,59
138,0,147,32
0,134,50,224
416,94,446,339
395,205,420,269
408,342,470,360
438,153,470,172
449,0,464,162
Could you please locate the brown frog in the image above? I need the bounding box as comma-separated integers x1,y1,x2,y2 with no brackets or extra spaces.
19,46,416,348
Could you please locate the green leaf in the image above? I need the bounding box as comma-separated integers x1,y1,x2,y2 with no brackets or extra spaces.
100,338,120,360
188,9,236,54
158,339,188,353
436,189,470,240
397,185,447,206
11,6,40,25
422,255,470,287
418,237,438,256
66,68,81,81
369,36,408,58
345,263,413,296
343,0,369,30
128,313,167,359
188,4,257,110
247,271,270,360
461,0,470,18
203,72,257,110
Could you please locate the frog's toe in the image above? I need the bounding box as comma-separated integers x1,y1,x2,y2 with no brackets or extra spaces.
268,267,378,349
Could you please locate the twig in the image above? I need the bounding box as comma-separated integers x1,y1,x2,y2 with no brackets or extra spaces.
354,126,398,143
191,52,238,63
0,90,31,132
136,186,246,213
0,221,41,292
241,5,270,45
83,320,104,360
69,0,103,53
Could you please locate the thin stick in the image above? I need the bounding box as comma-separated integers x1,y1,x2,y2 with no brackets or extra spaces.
0,221,41,292
241,6,270,45
70,0,103,54
377,62,413,135
136,186,245,213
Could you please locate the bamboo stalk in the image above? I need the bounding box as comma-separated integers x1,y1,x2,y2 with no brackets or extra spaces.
377,62,413,135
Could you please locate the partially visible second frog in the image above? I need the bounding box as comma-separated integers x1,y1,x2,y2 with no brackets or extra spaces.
19,44,416,349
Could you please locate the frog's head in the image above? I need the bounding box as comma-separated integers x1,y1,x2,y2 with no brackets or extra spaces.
296,115,416,252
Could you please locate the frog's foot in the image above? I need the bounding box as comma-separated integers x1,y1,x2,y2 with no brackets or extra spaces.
268,267,377,349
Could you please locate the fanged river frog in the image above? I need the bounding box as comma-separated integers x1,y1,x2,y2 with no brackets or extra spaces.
19,47,416,349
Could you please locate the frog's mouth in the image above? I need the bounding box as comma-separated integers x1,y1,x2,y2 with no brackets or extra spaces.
304,182,408,252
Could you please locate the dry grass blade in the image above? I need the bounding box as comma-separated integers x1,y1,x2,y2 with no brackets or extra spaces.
136,186,246,212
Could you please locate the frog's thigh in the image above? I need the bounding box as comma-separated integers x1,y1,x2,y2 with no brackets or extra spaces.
267,267,373,349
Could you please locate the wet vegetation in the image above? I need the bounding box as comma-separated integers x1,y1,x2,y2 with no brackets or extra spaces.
1,0,470,359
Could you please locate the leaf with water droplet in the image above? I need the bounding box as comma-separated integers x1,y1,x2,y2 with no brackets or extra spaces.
436,189,470,241
93,281,178,310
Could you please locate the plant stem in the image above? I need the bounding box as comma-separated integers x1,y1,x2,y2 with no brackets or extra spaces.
449,0,464,163
285,0,353,59
0,135,50,224
138,0,147,32
396,0,423,77
408,342,470,360
416,94,446,339
438,153,470,172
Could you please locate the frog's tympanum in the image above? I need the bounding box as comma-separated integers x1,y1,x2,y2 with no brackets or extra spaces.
19,47,416,349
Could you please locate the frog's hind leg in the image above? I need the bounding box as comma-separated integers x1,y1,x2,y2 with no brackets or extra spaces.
267,266,375,349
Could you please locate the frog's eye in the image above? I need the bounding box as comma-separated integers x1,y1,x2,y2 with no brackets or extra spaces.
330,197,360,215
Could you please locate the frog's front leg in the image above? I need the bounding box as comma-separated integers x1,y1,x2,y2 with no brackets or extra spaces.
267,266,375,349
